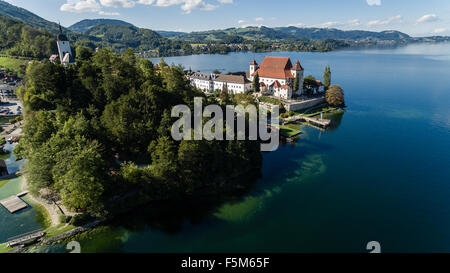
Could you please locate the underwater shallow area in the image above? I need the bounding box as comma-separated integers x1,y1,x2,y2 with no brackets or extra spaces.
20,43,450,252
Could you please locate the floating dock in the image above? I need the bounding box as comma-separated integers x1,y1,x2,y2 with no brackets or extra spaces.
0,195,28,213
283,114,331,128
7,230,45,247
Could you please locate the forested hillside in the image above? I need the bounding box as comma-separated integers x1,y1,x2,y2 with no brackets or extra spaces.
0,16,56,59
0,0,63,34
14,49,262,215
69,19,133,33
83,24,193,55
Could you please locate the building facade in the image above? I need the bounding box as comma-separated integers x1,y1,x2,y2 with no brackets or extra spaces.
250,56,304,99
56,24,74,66
189,72,252,94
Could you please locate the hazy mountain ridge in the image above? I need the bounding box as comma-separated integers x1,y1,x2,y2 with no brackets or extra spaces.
69,19,134,33
0,0,64,34
167,26,413,42
0,0,448,59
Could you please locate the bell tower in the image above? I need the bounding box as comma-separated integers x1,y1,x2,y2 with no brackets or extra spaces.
56,23,74,66
250,59,258,78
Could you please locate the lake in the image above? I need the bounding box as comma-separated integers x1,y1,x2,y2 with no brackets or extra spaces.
28,43,450,253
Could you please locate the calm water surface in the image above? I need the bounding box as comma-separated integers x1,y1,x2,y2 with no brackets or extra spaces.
29,43,450,252
0,143,41,243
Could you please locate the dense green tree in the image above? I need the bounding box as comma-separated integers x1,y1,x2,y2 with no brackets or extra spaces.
293,72,300,92
219,85,230,105
253,73,260,93
323,65,331,90
149,136,178,181
303,75,319,96
326,85,345,107
75,46,93,61
17,49,263,217
53,138,106,214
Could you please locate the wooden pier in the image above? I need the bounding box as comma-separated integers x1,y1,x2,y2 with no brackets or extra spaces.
16,191,29,198
6,230,45,247
283,114,331,128
0,195,28,213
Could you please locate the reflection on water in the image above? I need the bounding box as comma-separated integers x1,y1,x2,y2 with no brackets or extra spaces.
3,142,26,174
22,43,450,252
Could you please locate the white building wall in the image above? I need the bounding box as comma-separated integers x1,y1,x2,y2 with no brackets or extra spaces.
57,41,72,64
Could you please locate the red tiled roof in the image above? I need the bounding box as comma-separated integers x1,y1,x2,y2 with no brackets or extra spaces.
292,60,304,71
252,57,295,79
281,85,291,89
260,82,266,87
250,59,258,65
272,80,282,88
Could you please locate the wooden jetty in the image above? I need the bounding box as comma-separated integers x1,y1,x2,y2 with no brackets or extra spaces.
0,195,28,213
16,191,29,197
7,230,46,247
301,116,331,127
283,114,331,128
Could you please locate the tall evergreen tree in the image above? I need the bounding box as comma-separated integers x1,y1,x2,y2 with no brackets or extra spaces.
293,72,300,92
219,84,230,105
253,73,260,93
323,65,331,90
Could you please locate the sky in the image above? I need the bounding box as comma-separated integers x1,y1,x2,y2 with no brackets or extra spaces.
3,0,450,36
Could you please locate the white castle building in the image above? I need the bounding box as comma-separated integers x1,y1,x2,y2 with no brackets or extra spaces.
249,56,304,100
188,56,304,100
189,72,252,94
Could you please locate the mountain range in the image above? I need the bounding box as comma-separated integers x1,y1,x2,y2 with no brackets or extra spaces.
0,0,448,59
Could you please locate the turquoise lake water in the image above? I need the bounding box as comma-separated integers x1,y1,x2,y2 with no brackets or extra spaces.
0,143,41,244
21,43,450,252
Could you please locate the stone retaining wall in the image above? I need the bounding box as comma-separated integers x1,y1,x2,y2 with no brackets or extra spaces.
285,97,326,112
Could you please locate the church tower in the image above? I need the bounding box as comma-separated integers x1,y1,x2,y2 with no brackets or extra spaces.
249,59,258,79
291,60,304,79
57,23,74,66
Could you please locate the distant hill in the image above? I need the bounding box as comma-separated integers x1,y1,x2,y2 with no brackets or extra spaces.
69,19,134,33
169,26,411,42
0,16,56,59
0,0,63,34
156,30,187,38
83,24,192,55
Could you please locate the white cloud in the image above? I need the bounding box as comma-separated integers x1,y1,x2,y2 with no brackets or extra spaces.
217,0,232,3
311,19,360,29
138,0,220,14
98,10,120,15
238,19,246,24
255,17,264,22
417,14,439,23
287,23,305,27
366,0,381,6
100,0,135,8
60,0,101,13
433,28,446,34
367,15,402,27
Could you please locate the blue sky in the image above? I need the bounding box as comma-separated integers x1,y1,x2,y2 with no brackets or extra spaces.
4,0,450,36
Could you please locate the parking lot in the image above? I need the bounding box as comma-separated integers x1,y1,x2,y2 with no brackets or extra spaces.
0,99,22,116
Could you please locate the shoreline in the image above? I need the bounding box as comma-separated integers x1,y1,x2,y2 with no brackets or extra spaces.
20,175,60,227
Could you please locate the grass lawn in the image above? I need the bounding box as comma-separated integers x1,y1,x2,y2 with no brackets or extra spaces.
0,243,12,253
278,125,301,137
0,179,11,189
45,223,76,238
0,57,28,74
32,202,52,229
